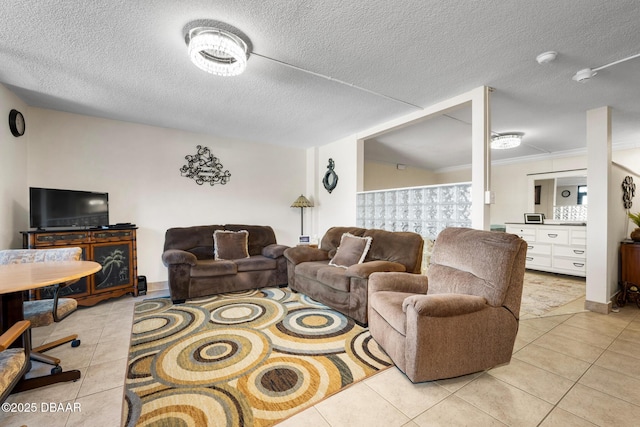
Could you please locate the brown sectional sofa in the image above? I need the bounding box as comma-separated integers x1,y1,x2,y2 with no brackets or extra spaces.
284,226,424,325
162,224,289,303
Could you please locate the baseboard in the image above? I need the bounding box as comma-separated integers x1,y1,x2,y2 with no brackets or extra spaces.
584,299,612,314
147,281,169,291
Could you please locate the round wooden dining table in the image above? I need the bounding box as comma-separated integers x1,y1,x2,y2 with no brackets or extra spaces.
0,260,102,330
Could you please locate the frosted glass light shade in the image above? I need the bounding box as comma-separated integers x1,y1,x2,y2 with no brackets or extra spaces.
188,27,248,76
491,134,522,149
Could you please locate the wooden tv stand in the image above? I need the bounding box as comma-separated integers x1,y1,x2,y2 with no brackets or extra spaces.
21,227,138,306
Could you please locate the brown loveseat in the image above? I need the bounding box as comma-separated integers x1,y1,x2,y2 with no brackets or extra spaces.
368,227,527,382
283,226,424,325
162,225,289,303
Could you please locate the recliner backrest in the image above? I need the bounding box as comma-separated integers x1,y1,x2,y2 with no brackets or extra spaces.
427,227,527,314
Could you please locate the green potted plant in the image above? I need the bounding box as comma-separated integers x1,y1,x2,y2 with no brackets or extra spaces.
628,212,640,241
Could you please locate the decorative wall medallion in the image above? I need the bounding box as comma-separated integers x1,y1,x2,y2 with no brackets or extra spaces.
323,158,338,193
622,175,635,209
180,145,231,186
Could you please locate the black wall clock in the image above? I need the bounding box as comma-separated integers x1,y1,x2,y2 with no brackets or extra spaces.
9,109,25,137
561,190,571,198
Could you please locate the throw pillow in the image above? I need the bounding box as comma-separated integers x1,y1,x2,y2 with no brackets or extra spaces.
329,233,372,268
214,230,250,260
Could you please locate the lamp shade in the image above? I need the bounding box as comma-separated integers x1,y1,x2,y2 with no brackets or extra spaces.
291,195,313,208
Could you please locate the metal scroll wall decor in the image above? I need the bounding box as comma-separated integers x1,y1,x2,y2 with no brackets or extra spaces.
622,175,636,209
180,145,231,186
323,158,338,193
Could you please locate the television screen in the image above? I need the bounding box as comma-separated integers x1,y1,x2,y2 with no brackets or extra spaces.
29,187,109,229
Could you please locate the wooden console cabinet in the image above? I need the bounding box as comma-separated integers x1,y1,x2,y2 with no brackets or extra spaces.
618,240,640,308
21,227,138,306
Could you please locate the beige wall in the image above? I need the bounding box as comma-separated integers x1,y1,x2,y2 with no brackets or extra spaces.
0,85,29,248
361,152,601,226
23,108,306,283
310,136,360,239
363,161,437,191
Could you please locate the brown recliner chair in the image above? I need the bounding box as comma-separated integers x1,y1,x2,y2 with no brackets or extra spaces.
368,227,527,383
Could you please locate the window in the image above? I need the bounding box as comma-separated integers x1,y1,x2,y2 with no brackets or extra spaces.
578,185,588,205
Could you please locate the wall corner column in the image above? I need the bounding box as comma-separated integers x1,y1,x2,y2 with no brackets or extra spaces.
471,86,491,230
586,106,613,314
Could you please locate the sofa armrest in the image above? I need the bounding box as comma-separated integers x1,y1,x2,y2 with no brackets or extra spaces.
403,294,487,317
284,246,330,265
162,249,197,267
262,244,289,259
369,272,429,295
346,260,406,279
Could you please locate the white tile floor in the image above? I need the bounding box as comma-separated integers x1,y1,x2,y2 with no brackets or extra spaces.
3,284,640,427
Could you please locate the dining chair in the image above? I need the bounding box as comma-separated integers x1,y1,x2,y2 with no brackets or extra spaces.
0,320,31,402
0,248,83,373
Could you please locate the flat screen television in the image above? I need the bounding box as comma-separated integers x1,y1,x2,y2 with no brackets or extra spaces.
29,187,109,229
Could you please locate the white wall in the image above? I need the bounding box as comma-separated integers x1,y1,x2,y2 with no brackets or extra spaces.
0,84,29,249
25,108,306,283
308,135,360,239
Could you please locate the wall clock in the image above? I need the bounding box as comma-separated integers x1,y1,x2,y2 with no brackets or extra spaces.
9,109,25,137
561,190,571,198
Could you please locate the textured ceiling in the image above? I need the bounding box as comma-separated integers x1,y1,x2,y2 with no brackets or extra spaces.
1,1,639,169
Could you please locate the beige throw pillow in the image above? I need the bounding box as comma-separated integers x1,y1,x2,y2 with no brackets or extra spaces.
214,230,250,260
329,233,372,268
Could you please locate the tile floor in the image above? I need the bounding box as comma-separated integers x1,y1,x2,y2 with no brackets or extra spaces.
3,283,640,427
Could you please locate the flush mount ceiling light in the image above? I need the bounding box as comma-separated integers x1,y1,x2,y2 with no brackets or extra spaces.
187,27,248,76
491,133,523,150
573,52,640,83
536,51,558,64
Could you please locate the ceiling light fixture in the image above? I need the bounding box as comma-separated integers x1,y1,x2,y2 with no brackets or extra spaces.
536,51,557,64
187,27,248,76
491,133,523,150
572,52,640,83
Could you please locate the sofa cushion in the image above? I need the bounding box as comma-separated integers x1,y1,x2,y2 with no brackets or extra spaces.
316,266,350,292
320,227,366,256
295,260,330,280
164,225,225,260
191,259,237,277
234,255,277,272
363,229,424,274
329,233,372,268
214,230,249,260
225,224,278,256
370,291,408,335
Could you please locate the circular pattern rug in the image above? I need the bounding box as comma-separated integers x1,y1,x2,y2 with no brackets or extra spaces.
124,287,391,427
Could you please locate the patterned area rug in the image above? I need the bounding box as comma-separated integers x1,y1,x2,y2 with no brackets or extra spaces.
520,271,586,317
123,287,392,426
